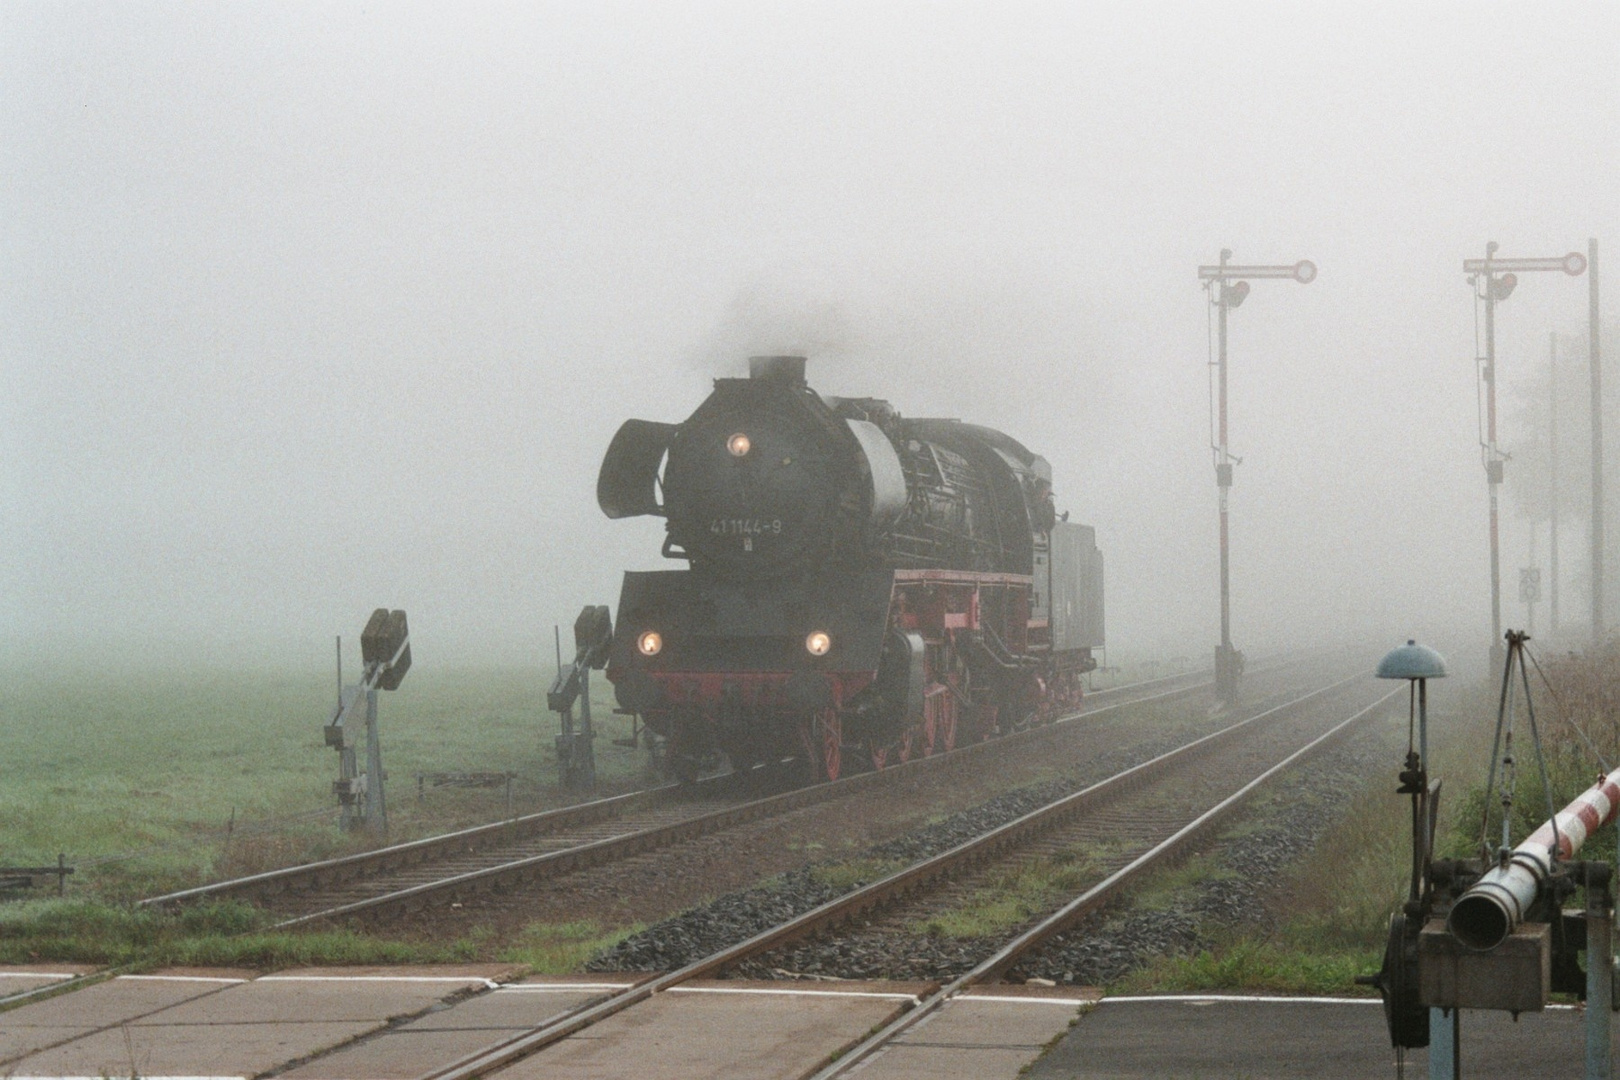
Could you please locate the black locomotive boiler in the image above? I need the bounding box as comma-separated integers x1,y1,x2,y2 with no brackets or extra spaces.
598,355,1104,781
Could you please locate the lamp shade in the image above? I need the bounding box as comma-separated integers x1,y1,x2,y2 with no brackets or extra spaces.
1376,640,1448,680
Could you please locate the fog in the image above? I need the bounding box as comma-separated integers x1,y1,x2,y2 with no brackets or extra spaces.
3,3,1616,672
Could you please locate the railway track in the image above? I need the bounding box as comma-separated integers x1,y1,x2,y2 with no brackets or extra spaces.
400,670,1396,1080
139,665,1245,927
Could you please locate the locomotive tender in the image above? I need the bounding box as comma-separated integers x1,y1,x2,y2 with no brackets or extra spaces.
597,355,1104,781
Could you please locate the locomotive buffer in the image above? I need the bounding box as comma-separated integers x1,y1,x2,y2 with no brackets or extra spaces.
324,608,411,832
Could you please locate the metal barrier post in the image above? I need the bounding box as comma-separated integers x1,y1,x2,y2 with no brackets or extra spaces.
1429,1007,1458,1080
364,687,387,833
1588,864,1613,1080
576,666,597,788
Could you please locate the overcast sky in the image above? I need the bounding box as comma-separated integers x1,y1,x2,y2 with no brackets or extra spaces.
3,2,1616,672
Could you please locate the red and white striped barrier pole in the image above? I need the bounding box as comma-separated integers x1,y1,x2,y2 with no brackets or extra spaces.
1449,767,1620,950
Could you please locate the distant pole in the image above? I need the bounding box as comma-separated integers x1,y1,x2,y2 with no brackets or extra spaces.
1216,247,1233,698
1592,237,1604,642
1527,527,1538,638
1462,241,1588,664
1550,333,1560,635
1484,241,1504,673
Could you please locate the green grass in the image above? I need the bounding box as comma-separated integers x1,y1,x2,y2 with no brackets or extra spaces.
1116,937,1379,996
0,898,488,968
0,896,648,972
0,662,657,898
809,858,906,890
1129,853,1230,912
917,855,1096,939
497,920,642,972
0,900,651,973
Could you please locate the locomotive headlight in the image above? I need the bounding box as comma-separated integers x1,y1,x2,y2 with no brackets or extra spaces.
727,433,751,457
637,630,663,656
805,631,831,657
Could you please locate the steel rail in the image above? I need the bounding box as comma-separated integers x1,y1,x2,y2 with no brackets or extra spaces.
258,670,1233,928
807,684,1403,1079
410,669,1366,1080
138,782,696,910
142,667,1227,915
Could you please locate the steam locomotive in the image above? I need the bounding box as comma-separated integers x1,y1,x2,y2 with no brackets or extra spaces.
597,355,1104,781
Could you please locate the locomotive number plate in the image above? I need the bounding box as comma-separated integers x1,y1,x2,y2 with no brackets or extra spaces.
710,518,783,536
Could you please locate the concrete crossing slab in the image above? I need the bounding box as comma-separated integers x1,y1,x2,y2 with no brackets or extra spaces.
858,987,1097,1079
399,982,628,1030
1,966,517,1080
0,1024,101,1066
281,979,639,1080
853,1044,1039,1078
491,980,931,1080
1024,995,1617,1079
1,972,249,1031
280,1026,530,1080
9,1020,376,1079
143,968,505,1026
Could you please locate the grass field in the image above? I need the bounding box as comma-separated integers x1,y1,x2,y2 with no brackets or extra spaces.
0,661,654,899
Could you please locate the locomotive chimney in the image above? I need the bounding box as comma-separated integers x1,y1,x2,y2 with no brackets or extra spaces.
748,355,807,384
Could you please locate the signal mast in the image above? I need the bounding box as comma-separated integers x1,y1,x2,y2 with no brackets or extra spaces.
1197,249,1315,703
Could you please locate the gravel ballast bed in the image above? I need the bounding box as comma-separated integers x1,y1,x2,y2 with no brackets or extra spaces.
1015,725,1392,986
585,730,1196,973
588,710,1393,986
